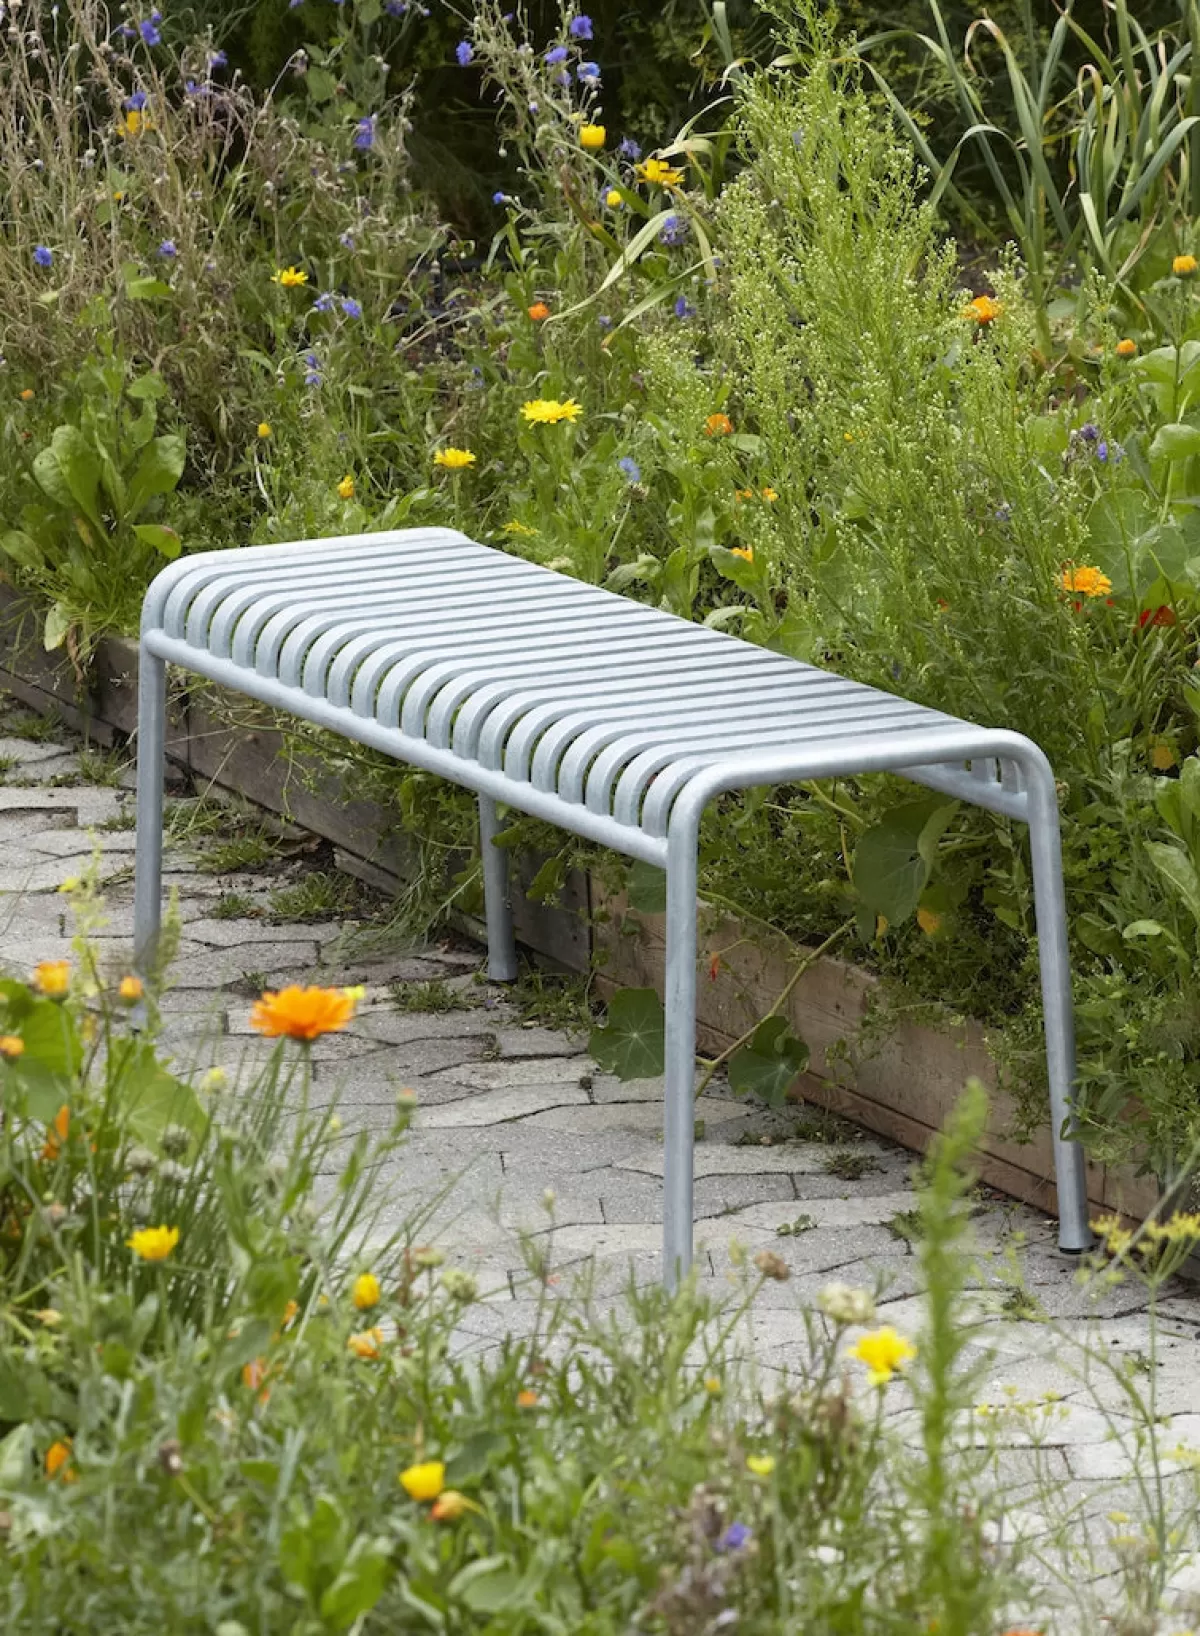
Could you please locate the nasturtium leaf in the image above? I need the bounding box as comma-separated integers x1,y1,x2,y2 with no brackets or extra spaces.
853,798,957,925
727,1016,809,1105
626,860,667,914
589,988,665,1080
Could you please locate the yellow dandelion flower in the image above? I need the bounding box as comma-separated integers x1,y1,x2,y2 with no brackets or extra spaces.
352,1272,381,1310
520,398,583,425
746,1454,776,1477
336,474,355,500
605,188,623,208
850,1325,917,1386
118,975,143,1004
33,961,70,997
0,1035,24,1060
916,906,943,936
272,265,309,288
580,123,606,150
636,157,684,186
1174,254,1198,278
730,546,754,563
257,421,272,438
400,1459,445,1501
433,447,477,470
502,519,538,537
127,1224,180,1262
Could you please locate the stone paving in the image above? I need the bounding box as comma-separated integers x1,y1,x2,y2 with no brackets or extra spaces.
1,700,1199,1619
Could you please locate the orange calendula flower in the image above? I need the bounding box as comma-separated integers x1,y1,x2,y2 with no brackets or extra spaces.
761,486,778,501
730,546,753,563
527,301,551,321
433,447,476,470
281,1299,300,1327
242,1358,268,1390
249,985,358,1041
704,412,733,437
579,123,606,150
521,398,582,425
118,974,143,1004
1115,338,1137,359
0,1035,24,1060
1060,565,1112,598
1173,253,1197,278
127,1225,179,1262
431,1489,481,1520
41,1104,70,1162
636,157,684,186
272,265,308,288
516,1388,539,1408
964,294,1002,324
34,960,70,997
19,388,34,402
45,1440,76,1481
400,1460,445,1500
347,1326,383,1360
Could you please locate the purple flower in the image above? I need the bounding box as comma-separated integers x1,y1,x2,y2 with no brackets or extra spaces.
674,294,695,319
995,501,1012,523
207,49,227,68
354,114,376,151
184,78,210,96
157,239,177,257
659,214,688,247
289,0,302,8
124,90,148,110
544,45,568,65
119,23,136,38
340,296,362,318
598,314,613,329
618,137,642,160
569,14,593,38
303,350,322,387
139,18,162,46
33,245,52,268
617,456,641,483
527,100,539,113
455,39,473,66
1079,422,1099,443
716,1523,751,1554
383,0,407,13
493,190,508,205
577,59,600,83
339,230,356,249
313,291,335,313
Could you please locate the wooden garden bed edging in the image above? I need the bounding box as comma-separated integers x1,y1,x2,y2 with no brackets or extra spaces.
0,584,1157,1223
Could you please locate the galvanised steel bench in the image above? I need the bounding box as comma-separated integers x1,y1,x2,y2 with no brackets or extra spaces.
133,528,1091,1280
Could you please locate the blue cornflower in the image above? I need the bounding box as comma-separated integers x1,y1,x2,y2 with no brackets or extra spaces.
313,291,335,313
577,59,600,83
303,350,322,387
995,501,1013,523
1079,422,1099,443
383,0,406,12
289,0,302,8
455,39,473,66
139,17,162,46
569,13,593,38
544,45,568,65
33,245,52,268
674,294,695,319
340,296,362,318
493,190,508,205
354,114,376,151
119,23,137,38
207,48,227,68
184,79,210,96
618,137,641,160
124,90,148,110
716,1523,751,1554
158,239,177,258
659,214,689,247
528,100,539,113
617,456,641,483
339,230,356,249
597,314,613,329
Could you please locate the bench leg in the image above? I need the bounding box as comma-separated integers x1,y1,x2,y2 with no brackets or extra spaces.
1027,765,1091,1253
663,833,698,1290
479,795,518,982
133,647,166,975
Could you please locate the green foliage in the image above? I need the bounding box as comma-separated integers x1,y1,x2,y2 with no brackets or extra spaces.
589,986,665,1080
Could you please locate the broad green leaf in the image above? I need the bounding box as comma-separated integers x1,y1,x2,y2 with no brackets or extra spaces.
710,544,759,592
31,447,72,510
853,798,957,924
727,1017,809,1105
1123,919,1171,940
42,602,70,652
627,860,667,914
589,988,665,1080
604,556,660,593
127,434,185,517
319,1538,393,1630
49,425,102,528
0,1423,32,1489
449,1558,522,1614
125,372,167,401
107,1039,205,1144
0,530,43,570
124,276,173,302
133,522,182,560
1149,422,1200,462
306,66,338,103
1145,840,1200,927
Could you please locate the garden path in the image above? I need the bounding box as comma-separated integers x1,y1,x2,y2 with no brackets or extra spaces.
0,700,1198,1601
